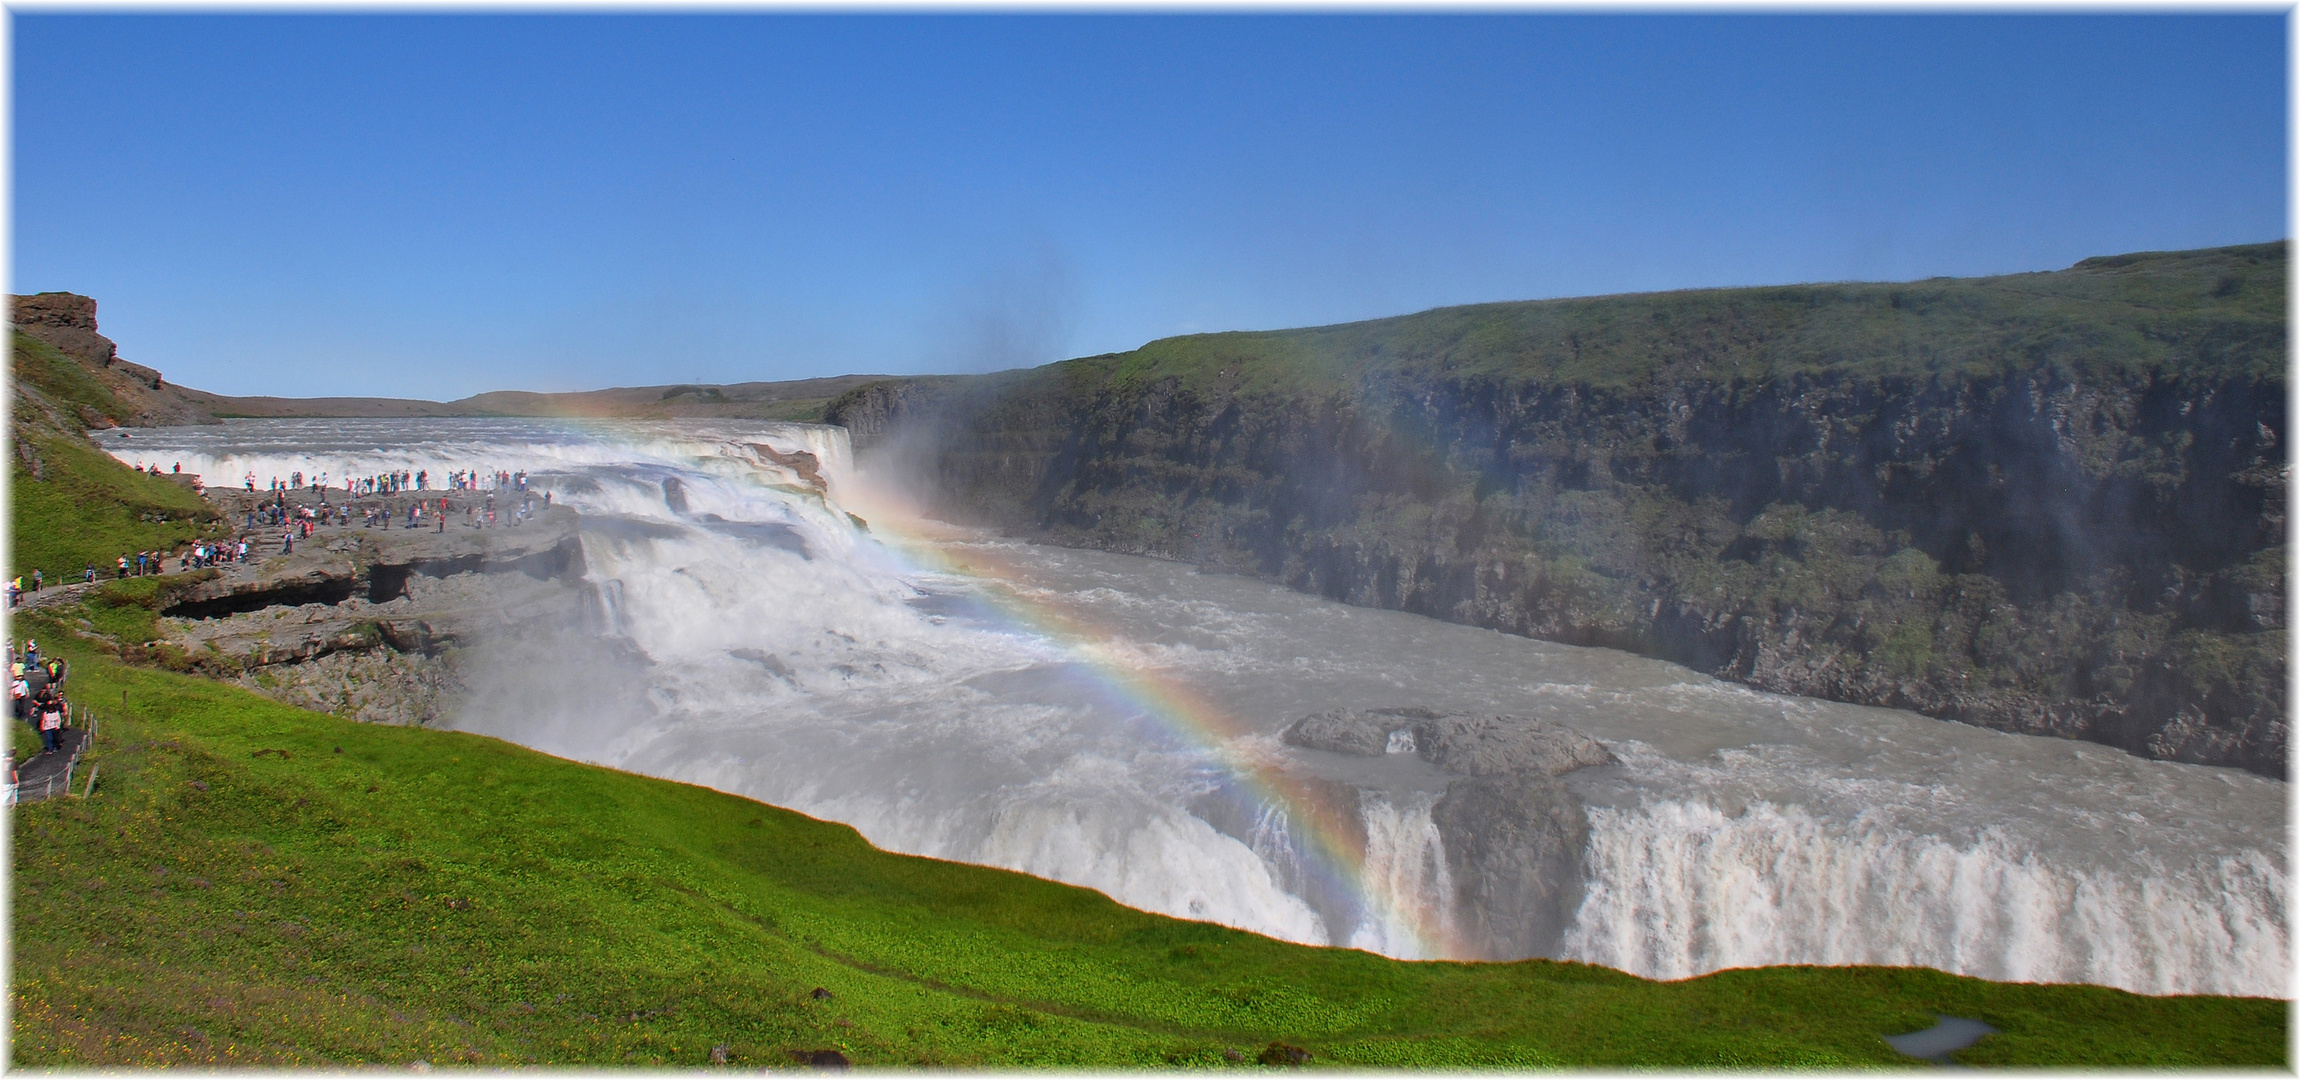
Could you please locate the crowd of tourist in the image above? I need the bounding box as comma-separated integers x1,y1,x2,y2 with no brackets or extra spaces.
241,467,534,498
9,639,71,757
5,462,558,611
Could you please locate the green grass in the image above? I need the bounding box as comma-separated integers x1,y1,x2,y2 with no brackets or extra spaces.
12,331,129,423
8,613,2285,1068
10,709,41,761
10,432,220,587
1084,241,2286,395
11,334,222,586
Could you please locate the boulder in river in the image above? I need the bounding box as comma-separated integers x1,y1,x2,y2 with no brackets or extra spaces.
1280,706,1616,777
1415,712,1615,777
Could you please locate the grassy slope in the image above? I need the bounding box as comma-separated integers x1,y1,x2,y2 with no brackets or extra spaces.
1057,242,2285,395
4,612,2284,1068
10,334,221,585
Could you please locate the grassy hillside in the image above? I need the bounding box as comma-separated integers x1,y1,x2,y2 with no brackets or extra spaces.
10,334,222,586
1066,242,2286,396
8,610,2285,1068
169,376,901,423
454,375,894,423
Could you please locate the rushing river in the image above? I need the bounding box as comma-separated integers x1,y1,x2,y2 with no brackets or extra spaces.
109,417,2290,997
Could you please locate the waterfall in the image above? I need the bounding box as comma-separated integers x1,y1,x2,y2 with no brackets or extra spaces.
1562,798,2289,996
1349,792,1458,959
105,417,2290,994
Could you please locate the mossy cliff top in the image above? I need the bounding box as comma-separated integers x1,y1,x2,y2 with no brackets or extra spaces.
834,242,2283,416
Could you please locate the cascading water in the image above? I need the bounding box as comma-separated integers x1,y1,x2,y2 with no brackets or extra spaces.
1565,796,2289,995
108,417,2289,996
1349,792,1458,957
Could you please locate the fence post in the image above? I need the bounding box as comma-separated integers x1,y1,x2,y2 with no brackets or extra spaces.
80,763,98,799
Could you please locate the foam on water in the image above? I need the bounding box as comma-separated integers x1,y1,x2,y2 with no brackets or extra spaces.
108,418,2290,995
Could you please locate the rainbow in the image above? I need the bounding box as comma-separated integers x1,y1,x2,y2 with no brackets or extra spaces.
834,477,1459,960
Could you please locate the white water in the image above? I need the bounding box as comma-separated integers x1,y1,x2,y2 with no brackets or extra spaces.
109,418,2291,996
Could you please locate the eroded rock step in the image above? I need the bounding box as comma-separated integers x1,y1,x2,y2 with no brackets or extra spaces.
1271,706,1622,961
138,490,597,726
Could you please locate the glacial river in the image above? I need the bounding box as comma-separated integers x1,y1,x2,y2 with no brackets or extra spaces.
110,417,2290,997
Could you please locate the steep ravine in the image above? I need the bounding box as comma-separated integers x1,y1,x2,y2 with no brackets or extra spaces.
829,246,2288,777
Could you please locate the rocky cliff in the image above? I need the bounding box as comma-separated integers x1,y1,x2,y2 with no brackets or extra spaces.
830,243,2290,776
10,292,219,428
99,491,595,726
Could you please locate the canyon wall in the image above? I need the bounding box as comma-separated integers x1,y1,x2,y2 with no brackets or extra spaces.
830,243,2289,776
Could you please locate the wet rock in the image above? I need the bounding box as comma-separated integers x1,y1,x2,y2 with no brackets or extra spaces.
743,442,828,493
1282,706,1612,959
1415,713,1616,777
1281,706,1433,756
1429,773,1591,960
1282,707,1614,777
809,987,834,1000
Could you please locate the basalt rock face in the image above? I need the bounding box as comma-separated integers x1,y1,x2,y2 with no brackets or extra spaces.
833,244,2289,776
1429,773,1592,961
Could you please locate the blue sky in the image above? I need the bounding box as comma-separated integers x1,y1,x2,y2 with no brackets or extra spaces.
11,14,2288,400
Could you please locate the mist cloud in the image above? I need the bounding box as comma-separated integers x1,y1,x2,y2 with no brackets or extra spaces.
927,239,1082,374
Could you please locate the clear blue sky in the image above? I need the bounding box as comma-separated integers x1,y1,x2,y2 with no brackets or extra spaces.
11,14,2288,400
